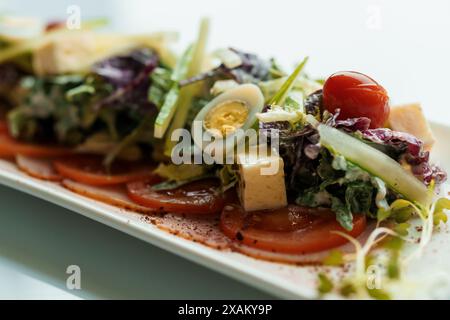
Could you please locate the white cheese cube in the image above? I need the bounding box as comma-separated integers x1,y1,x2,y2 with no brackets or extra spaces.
388,103,435,151
32,33,97,75
237,149,287,211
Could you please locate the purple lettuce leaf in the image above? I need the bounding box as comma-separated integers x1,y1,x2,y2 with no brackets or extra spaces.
229,48,271,82
304,89,323,117
322,107,446,186
92,48,159,113
325,110,446,186
360,128,446,186
93,49,158,87
179,48,271,87
0,63,24,88
260,120,320,192
0,63,25,105
324,108,371,132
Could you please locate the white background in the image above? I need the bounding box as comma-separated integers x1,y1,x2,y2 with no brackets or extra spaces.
0,0,449,299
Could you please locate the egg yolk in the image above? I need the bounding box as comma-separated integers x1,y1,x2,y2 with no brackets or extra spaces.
204,100,249,137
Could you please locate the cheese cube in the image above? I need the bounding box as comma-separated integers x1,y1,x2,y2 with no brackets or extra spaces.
237,149,287,211
32,33,97,75
388,103,435,151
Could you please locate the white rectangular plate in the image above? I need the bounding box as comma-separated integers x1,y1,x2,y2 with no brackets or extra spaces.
0,122,449,299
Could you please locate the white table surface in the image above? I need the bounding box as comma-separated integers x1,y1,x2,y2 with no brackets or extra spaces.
0,0,448,299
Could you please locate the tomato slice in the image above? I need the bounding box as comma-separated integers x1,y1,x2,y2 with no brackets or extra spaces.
0,121,8,134
0,134,73,158
53,155,158,186
220,204,367,254
126,179,225,214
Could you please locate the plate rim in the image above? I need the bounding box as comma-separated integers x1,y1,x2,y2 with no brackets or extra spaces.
0,158,315,299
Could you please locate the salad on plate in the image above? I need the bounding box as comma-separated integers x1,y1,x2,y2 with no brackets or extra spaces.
0,18,449,299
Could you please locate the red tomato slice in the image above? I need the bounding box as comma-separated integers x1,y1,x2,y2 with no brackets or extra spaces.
220,204,367,254
0,121,8,134
126,179,225,214
0,134,73,158
53,155,158,186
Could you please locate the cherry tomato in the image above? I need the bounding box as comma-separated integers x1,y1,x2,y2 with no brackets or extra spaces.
323,71,390,128
53,155,158,186
220,204,367,254
127,179,225,214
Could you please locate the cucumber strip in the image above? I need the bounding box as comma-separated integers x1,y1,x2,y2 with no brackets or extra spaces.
163,18,209,156
318,124,432,207
153,44,194,138
268,56,308,106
